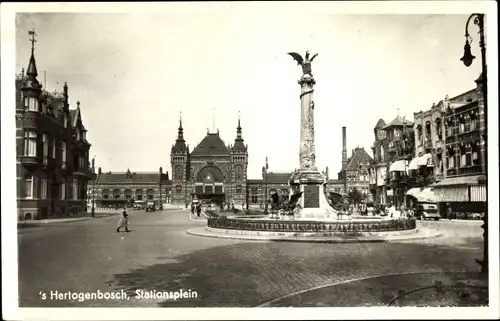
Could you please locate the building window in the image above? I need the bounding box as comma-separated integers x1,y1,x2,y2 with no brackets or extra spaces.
470,116,478,130
175,166,183,180
76,129,81,141
24,174,33,199
454,149,461,169
42,134,48,164
147,189,154,200
435,118,443,140
465,145,472,166
464,117,471,132
235,166,243,179
175,184,182,192
113,189,121,199
73,179,78,200
41,174,47,199
24,131,37,156
52,137,56,158
83,131,86,141
251,196,258,203
61,141,66,169
61,181,66,200
28,97,39,111
135,189,143,200
447,150,454,169
125,189,132,199
102,189,109,199
251,188,258,195
459,121,465,133
236,184,242,194
24,96,28,108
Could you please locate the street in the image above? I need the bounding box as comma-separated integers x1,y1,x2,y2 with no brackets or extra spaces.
18,210,484,307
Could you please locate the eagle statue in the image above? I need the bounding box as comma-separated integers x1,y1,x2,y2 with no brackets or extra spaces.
288,50,318,76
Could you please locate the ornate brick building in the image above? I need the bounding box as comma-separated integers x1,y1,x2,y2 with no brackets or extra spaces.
369,115,415,207
326,127,373,201
170,117,248,206
16,33,92,220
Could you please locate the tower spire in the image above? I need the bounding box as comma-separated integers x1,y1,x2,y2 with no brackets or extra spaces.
24,29,40,91
177,111,184,142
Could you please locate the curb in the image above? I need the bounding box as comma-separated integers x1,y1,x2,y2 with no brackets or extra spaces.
18,212,121,227
186,227,442,244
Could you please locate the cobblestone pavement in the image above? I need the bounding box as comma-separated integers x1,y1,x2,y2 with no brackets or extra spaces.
18,210,484,307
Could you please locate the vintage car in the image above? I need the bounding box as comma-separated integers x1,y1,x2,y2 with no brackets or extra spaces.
415,203,440,220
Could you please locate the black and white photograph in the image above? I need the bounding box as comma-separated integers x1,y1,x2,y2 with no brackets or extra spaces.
1,1,498,320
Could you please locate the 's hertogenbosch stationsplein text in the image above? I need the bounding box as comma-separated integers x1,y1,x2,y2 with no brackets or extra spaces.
46,289,198,302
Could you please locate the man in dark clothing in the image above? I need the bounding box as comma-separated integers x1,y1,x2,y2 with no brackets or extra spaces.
196,204,201,217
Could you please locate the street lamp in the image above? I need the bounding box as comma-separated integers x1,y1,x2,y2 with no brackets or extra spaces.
263,156,269,214
91,155,97,218
460,13,488,275
159,166,163,210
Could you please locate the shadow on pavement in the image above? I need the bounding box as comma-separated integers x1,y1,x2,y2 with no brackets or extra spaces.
110,236,485,307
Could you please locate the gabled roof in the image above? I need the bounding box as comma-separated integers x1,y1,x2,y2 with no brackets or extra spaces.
374,118,386,129
344,147,373,172
191,133,230,156
91,171,170,185
383,115,413,129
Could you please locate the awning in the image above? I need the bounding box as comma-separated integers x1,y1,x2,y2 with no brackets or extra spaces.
389,160,406,172
417,187,438,203
418,153,434,167
470,185,487,202
409,154,433,170
406,187,422,197
434,186,469,202
432,175,484,187
408,159,420,170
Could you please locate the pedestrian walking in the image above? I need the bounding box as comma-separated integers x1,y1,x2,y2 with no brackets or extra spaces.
191,203,195,215
196,204,201,217
116,211,130,232
447,203,453,220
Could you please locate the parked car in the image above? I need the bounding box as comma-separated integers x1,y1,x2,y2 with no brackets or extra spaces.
416,203,440,220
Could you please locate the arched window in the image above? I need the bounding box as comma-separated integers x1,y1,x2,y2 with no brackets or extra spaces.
235,184,242,194
124,189,132,199
435,118,443,139
135,189,143,200
147,189,154,200
175,184,182,192
425,121,431,141
24,174,33,199
113,189,121,199
175,165,183,180
102,189,109,199
416,125,423,143
235,166,243,179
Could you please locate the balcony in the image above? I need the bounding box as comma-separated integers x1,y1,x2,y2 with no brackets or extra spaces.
18,155,40,167
445,128,480,145
446,164,483,177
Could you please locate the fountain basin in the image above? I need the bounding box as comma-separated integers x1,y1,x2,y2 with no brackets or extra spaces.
207,215,416,237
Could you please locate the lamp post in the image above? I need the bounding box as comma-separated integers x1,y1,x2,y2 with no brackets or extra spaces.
91,155,97,218
460,13,487,275
263,157,269,214
159,166,163,210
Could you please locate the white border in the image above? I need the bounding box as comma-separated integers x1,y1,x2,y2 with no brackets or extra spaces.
2,1,498,320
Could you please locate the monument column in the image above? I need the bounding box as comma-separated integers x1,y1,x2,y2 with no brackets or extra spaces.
288,50,337,220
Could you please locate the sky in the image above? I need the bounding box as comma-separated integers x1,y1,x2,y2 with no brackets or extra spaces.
14,8,485,179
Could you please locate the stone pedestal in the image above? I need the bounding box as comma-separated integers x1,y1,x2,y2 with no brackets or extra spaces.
290,169,337,220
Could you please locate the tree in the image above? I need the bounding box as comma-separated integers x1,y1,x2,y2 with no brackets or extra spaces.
347,188,363,207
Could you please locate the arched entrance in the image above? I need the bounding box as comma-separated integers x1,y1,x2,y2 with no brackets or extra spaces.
193,166,225,205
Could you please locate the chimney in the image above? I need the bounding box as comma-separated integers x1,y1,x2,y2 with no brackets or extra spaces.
342,127,348,169
98,167,102,175
91,158,95,173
